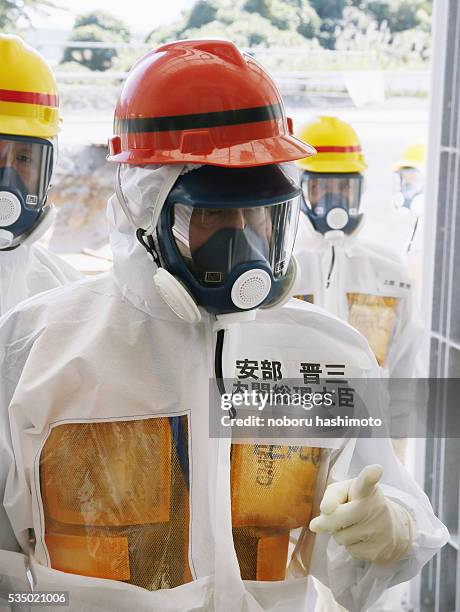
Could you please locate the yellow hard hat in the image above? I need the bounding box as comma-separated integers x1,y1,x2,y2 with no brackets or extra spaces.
0,34,60,138
296,116,367,173
394,141,426,172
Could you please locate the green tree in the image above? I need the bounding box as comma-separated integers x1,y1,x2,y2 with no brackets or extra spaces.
335,5,430,67
244,0,319,36
335,7,390,55
309,0,348,20
358,0,431,33
147,0,319,46
62,11,130,71
143,0,432,65
74,10,131,40
187,0,219,28
0,0,55,30
309,0,349,47
179,11,312,47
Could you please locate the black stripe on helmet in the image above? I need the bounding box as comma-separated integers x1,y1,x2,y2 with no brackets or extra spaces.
115,102,283,134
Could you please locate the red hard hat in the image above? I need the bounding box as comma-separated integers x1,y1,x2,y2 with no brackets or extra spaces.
107,39,315,167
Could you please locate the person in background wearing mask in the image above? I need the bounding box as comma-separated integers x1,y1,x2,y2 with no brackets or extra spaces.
393,142,425,217
295,116,427,611
295,116,422,386
0,35,81,315
393,141,426,301
0,41,447,612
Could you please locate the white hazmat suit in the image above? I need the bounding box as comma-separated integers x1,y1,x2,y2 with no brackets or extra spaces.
0,239,82,316
0,181,447,612
293,214,425,437
294,214,422,378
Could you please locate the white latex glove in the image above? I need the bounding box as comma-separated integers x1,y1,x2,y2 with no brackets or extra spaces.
310,465,413,565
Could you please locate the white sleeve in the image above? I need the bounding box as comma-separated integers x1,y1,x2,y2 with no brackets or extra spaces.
385,291,426,437
387,290,425,376
0,322,32,593
309,350,448,612
310,437,448,612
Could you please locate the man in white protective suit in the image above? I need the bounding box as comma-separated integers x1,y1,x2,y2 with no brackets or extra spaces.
392,141,425,258
392,141,426,302
0,40,447,612
0,35,81,315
